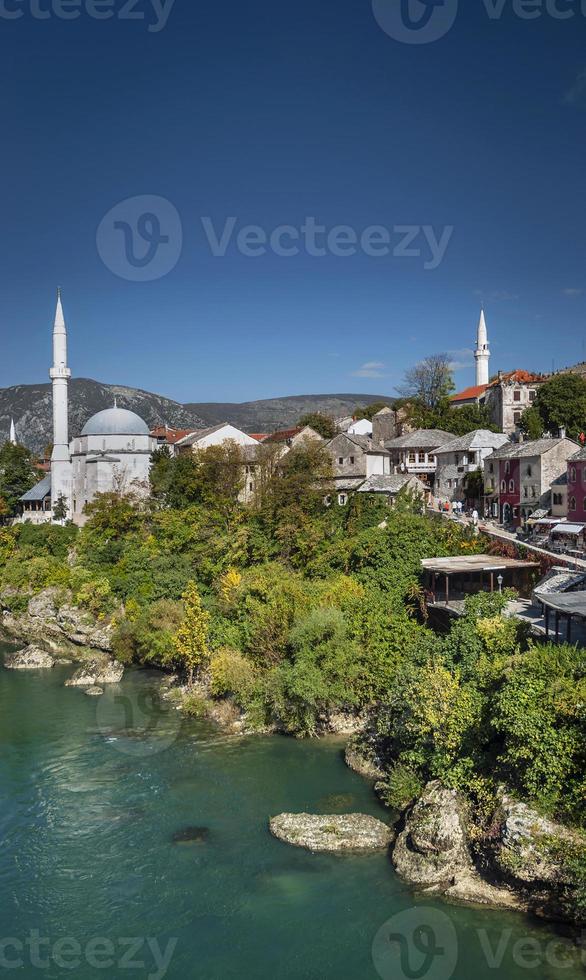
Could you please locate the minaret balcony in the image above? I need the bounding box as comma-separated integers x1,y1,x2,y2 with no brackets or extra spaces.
50,366,72,380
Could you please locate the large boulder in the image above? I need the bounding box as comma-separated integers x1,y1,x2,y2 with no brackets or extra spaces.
4,645,55,670
392,781,522,910
392,781,473,889
269,813,393,852
65,659,124,687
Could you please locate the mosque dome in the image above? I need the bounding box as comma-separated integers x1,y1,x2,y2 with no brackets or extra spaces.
81,406,150,437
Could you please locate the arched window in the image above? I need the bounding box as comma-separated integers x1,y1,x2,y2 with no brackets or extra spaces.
526,465,532,477
501,480,506,492
570,496,576,511
509,480,515,492
505,461,510,475
570,468,577,483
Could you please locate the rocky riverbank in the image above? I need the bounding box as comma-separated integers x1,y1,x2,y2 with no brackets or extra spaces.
344,745,586,927
1,587,114,655
269,812,393,852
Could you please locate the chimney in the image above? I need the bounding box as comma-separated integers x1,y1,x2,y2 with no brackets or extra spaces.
559,426,567,440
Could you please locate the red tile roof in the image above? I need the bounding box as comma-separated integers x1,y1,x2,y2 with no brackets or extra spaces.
451,384,488,403
150,426,200,445
263,427,303,443
249,433,269,441
488,370,544,386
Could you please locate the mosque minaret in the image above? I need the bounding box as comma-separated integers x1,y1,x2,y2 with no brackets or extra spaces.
49,289,72,514
474,309,491,387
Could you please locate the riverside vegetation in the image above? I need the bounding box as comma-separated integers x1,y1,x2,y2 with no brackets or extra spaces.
0,439,585,924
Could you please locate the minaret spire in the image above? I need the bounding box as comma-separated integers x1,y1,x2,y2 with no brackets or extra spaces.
474,308,490,387
49,289,72,520
9,418,16,445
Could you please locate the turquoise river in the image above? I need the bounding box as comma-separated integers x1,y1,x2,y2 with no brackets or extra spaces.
0,641,584,979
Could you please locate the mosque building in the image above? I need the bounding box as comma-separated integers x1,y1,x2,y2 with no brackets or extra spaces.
20,293,156,525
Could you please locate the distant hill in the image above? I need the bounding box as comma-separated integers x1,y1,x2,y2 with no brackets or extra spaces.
184,393,392,433
0,381,392,455
0,379,206,456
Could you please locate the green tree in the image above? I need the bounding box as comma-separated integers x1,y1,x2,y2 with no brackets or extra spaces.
52,494,68,523
298,412,337,439
175,581,211,684
519,405,544,440
0,443,37,515
521,373,586,440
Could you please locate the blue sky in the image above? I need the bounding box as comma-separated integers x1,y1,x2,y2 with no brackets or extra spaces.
1,0,585,403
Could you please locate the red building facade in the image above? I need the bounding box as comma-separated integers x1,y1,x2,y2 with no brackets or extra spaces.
567,449,586,524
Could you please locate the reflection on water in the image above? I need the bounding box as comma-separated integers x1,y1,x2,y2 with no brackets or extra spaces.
0,642,584,980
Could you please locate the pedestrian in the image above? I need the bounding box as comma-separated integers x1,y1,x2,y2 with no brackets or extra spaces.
472,508,479,526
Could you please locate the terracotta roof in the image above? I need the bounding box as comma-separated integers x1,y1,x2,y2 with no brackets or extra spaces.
263,427,304,443
150,426,200,445
451,384,488,403
488,370,544,387
249,433,268,442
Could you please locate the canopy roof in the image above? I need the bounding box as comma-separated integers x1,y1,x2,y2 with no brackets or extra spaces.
421,554,537,575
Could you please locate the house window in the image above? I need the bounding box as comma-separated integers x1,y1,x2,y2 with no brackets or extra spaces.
513,412,522,424
447,479,452,489
349,457,355,465
338,458,344,466
570,496,576,511
408,453,416,464
509,480,515,492
505,461,510,474
523,487,528,498
501,480,506,492
529,390,536,402
526,464,532,477
570,468,577,483
428,455,435,463
338,493,348,507
531,487,536,498
553,493,562,506
514,390,521,402
489,463,494,474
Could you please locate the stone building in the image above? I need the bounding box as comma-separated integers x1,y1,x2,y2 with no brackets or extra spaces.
325,432,391,504
484,370,546,436
484,436,578,526
384,429,453,490
434,429,509,504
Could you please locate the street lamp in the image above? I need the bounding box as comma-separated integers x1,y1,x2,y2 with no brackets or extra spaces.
497,574,504,594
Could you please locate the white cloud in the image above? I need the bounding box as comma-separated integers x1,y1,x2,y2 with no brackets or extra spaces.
448,348,475,371
562,288,583,297
352,361,387,379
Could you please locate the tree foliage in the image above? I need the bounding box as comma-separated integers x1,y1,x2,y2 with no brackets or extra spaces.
521,373,586,441
397,354,455,410
0,442,38,515
297,412,337,439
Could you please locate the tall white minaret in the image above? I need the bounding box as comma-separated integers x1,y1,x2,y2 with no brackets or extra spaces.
474,308,490,387
49,289,72,516
9,419,16,445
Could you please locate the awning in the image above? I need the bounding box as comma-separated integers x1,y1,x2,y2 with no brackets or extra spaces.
527,509,550,524
530,517,559,527
552,523,585,536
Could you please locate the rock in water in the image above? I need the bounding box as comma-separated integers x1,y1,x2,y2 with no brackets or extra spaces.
172,827,210,845
269,813,393,852
392,781,523,910
4,646,55,670
392,781,473,889
84,686,104,697
65,659,124,687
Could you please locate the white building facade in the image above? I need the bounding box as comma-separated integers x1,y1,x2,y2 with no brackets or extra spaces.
21,293,156,525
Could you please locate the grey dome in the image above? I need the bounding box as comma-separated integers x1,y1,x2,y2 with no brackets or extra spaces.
81,407,149,437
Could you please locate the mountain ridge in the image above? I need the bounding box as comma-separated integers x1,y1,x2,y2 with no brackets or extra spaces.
0,379,392,454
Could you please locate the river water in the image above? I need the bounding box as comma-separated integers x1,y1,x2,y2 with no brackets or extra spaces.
0,641,583,979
